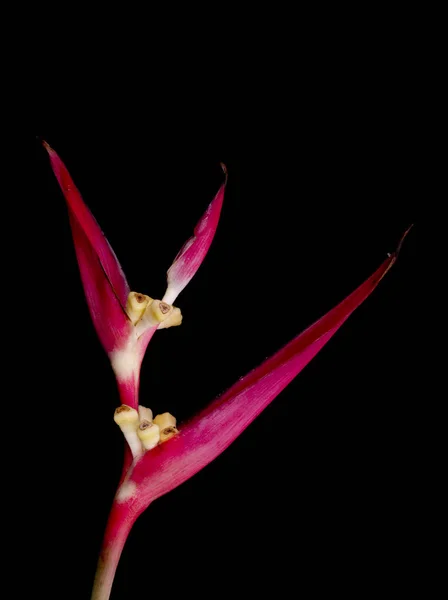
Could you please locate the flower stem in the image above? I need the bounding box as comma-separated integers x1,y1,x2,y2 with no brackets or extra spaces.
91,499,139,600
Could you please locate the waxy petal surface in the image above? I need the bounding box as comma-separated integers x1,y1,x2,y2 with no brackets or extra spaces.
44,142,131,353
163,165,227,305
126,229,411,508
69,213,131,353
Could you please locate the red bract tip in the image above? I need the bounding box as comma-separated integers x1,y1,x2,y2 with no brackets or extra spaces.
43,142,131,355
163,166,227,305
395,224,413,255
44,147,227,414
92,228,411,600
130,230,411,506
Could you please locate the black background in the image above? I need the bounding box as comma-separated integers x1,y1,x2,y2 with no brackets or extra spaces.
32,127,418,598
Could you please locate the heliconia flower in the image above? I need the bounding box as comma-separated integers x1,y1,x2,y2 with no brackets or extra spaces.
92,227,411,600
43,143,411,600
43,142,226,410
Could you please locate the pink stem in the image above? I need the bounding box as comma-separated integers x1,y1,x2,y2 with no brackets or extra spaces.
90,499,140,600
116,371,140,410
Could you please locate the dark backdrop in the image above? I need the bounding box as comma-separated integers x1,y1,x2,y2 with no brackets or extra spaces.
32,132,417,598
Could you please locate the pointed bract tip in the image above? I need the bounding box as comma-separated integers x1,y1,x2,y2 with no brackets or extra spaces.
379,224,414,282
394,224,414,256
220,162,228,183
42,140,54,154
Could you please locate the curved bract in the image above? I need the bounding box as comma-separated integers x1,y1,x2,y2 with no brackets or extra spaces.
43,142,411,600
120,229,411,509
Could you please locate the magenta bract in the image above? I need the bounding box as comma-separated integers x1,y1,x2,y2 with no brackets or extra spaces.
43,143,410,600
122,229,412,509
44,142,226,410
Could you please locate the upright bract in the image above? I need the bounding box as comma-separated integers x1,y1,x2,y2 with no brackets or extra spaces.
44,141,132,355
44,142,226,409
163,164,227,305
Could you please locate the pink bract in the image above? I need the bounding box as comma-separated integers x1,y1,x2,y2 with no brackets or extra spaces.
163,164,227,304
118,227,412,509
44,142,227,411
43,143,411,600
44,142,131,354
91,226,411,600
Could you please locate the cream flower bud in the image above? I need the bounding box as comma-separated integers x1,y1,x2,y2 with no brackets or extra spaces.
126,292,153,325
114,405,139,428
158,306,183,329
138,406,153,422
153,412,179,443
135,300,183,335
148,300,173,323
137,420,160,450
160,426,179,442
114,405,142,458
